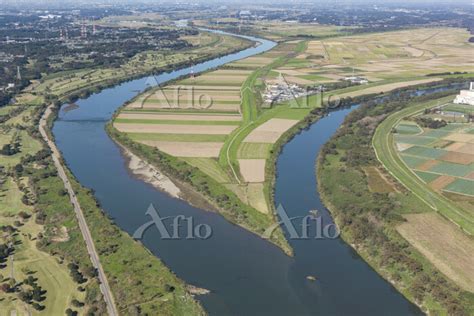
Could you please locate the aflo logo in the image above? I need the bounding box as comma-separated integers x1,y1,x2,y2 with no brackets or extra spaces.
133,204,212,240
263,204,340,240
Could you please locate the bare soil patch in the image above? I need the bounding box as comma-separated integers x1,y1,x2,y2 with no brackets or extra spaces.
440,151,474,165
416,160,439,171
238,159,266,182
444,133,474,143
118,113,242,121
114,123,237,134
397,213,474,292
339,79,443,98
429,175,456,190
364,166,399,193
244,118,299,143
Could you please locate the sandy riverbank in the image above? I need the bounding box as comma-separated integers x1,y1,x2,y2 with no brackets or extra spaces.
119,144,182,199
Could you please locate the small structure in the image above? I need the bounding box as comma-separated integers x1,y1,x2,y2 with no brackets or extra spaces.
344,76,368,85
453,82,474,106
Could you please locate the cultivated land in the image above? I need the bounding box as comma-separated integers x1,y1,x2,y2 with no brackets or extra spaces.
397,212,474,292
373,96,474,235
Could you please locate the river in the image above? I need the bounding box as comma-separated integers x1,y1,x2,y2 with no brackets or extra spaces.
52,30,421,315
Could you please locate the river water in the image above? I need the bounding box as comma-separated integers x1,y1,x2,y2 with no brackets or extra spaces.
52,31,422,315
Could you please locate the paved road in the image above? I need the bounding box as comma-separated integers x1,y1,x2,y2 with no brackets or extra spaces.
39,104,119,316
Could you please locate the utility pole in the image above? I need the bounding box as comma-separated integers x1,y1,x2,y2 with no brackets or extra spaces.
16,66,21,82
81,20,87,39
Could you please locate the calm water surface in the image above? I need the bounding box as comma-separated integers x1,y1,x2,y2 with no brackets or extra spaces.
53,31,422,315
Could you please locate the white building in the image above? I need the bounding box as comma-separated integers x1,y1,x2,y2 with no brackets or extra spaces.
344,76,368,85
454,82,474,106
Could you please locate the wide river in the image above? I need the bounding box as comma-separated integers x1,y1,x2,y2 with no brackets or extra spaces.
53,31,422,315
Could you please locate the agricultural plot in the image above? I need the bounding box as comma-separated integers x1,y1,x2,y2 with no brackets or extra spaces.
395,122,422,135
266,27,473,95
116,66,250,161
396,120,474,197
397,213,474,292
228,56,275,69
243,118,299,143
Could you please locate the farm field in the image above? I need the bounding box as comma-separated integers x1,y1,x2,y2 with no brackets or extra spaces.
395,118,473,197
195,19,352,42
265,28,473,96
373,95,474,235
397,212,474,292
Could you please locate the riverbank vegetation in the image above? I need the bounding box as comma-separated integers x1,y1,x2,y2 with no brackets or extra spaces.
318,83,474,315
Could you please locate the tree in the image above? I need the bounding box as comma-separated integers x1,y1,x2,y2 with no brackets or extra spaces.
65,308,78,316
71,299,84,307
18,211,31,220
18,290,32,303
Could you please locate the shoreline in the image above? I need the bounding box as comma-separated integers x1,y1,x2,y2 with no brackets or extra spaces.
115,136,219,212
118,141,182,199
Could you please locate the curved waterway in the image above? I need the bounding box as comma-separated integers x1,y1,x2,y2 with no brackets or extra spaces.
53,30,421,315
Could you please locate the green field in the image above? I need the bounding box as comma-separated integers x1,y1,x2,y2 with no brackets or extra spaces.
373,95,474,235
429,161,473,178
401,154,428,168
445,178,474,196
237,143,273,159
395,135,435,145
402,146,447,159
182,157,231,183
415,170,441,183
395,122,423,135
